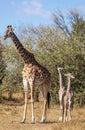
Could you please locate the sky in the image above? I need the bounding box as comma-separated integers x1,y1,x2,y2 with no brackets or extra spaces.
0,0,85,35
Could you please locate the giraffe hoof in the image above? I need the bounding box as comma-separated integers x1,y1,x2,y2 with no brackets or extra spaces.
31,117,35,124
40,120,45,123
63,118,68,122
68,117,72,121
40,118,46,123
20,119,26,123
59,117,63,122
20,121,25,124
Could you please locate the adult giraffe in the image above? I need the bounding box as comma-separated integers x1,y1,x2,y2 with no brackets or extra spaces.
3,25,51,123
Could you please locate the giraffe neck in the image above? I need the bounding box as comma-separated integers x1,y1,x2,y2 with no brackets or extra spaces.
58,71,65,89
67,77,71,92
10,32,35,64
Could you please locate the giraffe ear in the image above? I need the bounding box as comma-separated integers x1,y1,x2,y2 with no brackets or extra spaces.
7,25,10,28
9,25,12,27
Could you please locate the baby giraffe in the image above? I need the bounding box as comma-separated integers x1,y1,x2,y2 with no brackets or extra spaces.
63,73,75,122
57,67,66,121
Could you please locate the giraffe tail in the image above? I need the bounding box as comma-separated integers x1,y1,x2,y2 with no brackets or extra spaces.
47,92,51,109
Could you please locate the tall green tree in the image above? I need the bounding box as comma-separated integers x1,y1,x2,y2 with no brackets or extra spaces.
0,41,6,84
70,17,85,106
2,44,23,99
53,9,85,106
0,41,6,101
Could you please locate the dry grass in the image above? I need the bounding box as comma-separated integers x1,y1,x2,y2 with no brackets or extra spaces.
0,100,85,130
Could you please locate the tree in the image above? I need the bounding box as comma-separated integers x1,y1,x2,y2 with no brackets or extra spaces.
0,41,6,102
18,20,85,106
70,16,85,106
0,42,6,84
53,9,85,106
2,44,23,99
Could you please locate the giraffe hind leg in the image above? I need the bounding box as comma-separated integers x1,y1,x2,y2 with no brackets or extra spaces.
63,105,68,122
40,85,49,123
68,105,72,121
59,96,64,122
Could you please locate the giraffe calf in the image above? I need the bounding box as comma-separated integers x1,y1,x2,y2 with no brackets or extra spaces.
63,73,75,122
57,67,66,122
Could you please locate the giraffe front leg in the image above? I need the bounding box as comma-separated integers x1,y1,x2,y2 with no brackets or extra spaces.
59,104,64,122
21,77,28,123
31,102,35,124
30,83,35,124
21,91,28,123
68,107,72,121
59,97,64,122
63,107,67,122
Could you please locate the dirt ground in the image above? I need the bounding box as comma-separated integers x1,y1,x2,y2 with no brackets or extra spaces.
0,101,85,130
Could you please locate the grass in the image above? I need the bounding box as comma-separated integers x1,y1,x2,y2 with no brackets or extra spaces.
0,99,85,130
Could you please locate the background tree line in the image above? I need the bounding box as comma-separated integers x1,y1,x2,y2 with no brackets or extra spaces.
0,9,85,106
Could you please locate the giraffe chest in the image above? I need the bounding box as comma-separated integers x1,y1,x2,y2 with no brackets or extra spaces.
65,91,74,103
59,87,66,95
59,88,66,101
22,64,49,85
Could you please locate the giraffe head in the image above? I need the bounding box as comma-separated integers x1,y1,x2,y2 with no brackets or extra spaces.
65,73,75,79
3,25,14,40
57,67,63,72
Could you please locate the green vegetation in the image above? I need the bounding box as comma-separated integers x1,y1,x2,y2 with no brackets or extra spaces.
0,41,6,102
0,9,85,106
